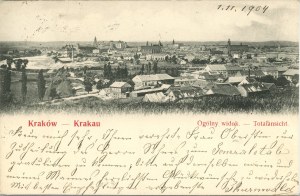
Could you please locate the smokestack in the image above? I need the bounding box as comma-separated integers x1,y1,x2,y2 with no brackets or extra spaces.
248,66,251,79
71,45,74,62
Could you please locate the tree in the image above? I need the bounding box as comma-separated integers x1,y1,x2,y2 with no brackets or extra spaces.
275,76,290,87
83,66,88,75
124,66,128,78
147,62,151,74
116,66,121,78
48,82,57,100
37,69,46,101
1,68,12,104
136,59,140,65
171,55,177,64
169,68,179,77
6,58,13,70
153,61,158,74
165,56,169,61
22,59,29,69
258,75,276,83
103,64,107,78
134,53,139,60
50,88,57,100
292,74,299,85
104,63,113,79
267,57,276,63
141,64,145,75
96,80,103,91
15,59,23,71
83,77,93,93
107,64,113,79
3,68,11,93
21,67,27,103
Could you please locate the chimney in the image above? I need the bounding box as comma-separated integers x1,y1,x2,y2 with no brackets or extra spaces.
248,66,251,79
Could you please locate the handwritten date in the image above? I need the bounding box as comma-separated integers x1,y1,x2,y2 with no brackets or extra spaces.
217,5,269,16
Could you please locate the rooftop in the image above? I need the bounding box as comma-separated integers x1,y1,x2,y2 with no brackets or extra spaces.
110,81,131,88
133,74,174,82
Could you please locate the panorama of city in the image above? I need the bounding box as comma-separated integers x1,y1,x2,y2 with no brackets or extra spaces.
0,37,299,113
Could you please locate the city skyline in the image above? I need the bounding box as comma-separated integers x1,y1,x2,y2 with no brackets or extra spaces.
0,1,298,42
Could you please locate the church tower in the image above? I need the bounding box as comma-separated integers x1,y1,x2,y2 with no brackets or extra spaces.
227,38,231,57
93,36,98,47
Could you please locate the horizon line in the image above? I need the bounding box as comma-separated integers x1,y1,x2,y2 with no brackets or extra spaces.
0,40,298,43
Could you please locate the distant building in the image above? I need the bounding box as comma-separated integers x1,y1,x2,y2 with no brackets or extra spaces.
92,49,100,54
109,82,132,98
225,76,248,85
114,41,127,50
167,39,183,49
132,74,174,89
185,54,196,62
198,72,220,82
237,83,270,97
262,82,277,91
227,39,249,57
235,70,265,78
204,64,244,77
192,80,214,91
146,54,168,61
206,83,241,96
277,66,289,77
174,77,197,87
141,41,162,54
61,45,76,60
143,92,167,103
210,49,224,55
260,66,279,78
166,86,204,102
130,84,170,97
77,44,97,54
282,69,299,81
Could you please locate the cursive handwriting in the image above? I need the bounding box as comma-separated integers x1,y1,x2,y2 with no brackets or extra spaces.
0,117,298,195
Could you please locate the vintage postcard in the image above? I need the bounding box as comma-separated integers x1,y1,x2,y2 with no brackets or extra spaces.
0,0,299,195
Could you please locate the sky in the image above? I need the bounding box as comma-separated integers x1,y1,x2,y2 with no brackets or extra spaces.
0,0,299,42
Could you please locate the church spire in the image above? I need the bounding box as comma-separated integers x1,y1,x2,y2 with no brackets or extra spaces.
93,36,98,47
227,38,231,57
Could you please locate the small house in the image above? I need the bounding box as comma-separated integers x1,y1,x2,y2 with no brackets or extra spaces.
166,86,204,102
237,83,270,97
143,92,167,103
206,83,241,96
132,74,174,89
109,82,132,98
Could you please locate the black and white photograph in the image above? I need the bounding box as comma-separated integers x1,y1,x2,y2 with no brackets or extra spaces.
0,0,298,114
0,1,299,195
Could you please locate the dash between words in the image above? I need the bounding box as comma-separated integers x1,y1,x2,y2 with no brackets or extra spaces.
28,120,101,127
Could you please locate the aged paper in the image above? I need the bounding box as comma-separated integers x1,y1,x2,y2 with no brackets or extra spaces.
0,0,299,195
0,114,299,195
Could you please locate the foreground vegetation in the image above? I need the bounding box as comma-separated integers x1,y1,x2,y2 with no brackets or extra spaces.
1,87,298,115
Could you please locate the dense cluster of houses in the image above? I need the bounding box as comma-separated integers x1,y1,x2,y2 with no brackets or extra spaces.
45,38,300,83
88,61,298,103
